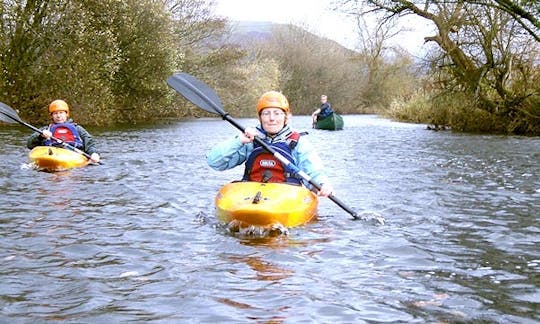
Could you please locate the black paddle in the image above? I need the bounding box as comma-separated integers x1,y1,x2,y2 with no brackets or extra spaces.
0,101,95,161
166,72,360,220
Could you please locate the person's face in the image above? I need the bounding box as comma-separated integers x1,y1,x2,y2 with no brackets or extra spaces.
51,111,68,123
259,108,286,134
321,96,327,103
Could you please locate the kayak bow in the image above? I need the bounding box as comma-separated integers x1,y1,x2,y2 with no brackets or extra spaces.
28,146,89,172
215,181,318,228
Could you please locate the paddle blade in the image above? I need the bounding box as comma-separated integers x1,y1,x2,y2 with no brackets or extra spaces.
166,73,225,116
0,102,22,124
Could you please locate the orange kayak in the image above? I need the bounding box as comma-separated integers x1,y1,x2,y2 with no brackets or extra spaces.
28,146,89,172
215,181,318,228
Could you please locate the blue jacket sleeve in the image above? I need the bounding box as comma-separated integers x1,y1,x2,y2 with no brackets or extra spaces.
293,137,330,187
206,136,253,171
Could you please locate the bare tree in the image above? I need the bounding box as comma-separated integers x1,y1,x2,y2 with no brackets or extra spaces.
467,0,539,41
258,24,367,114
339,0,540,134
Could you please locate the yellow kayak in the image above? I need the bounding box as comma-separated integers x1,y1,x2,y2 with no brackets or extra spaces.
28,146,89,172
215,181,318,228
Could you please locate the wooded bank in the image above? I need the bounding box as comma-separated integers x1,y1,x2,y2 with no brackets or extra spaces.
1,0,538,135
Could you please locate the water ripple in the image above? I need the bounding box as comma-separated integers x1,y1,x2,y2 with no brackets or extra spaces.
0,117,538,322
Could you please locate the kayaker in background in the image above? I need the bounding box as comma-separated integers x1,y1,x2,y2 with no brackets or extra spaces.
27,99,101,163
207,91,334,197
311,94,334,126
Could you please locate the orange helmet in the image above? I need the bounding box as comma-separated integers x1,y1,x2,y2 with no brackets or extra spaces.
48,99,70,115
256,91,289,115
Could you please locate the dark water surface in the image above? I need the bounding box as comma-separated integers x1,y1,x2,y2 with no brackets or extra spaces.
1,115,538,323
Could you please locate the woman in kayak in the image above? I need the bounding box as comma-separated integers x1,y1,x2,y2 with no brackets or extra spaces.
311,94,334,125
27,99,101,163
207,91,334,197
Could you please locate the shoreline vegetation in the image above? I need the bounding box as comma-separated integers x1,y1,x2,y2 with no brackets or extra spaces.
0,1,538,135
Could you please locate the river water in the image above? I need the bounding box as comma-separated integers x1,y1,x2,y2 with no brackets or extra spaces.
0,115,538,323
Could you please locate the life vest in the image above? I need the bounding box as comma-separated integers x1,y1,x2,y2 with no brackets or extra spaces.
242,131,302,184
319,103,334,119
44,122,84,149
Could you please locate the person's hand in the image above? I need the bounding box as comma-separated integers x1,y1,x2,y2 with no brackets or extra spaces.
318,183,334,197
90,153,100,163
239,127,258,144
42,130,52,139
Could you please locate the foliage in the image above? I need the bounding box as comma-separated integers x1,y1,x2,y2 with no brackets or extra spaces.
254,25,376,115
2,0,535,135
0,0,225,125
0,0,420,129
223,57,282,117
342,0,540,135
165,0,252,118
104,0,178,124
386,87,540,134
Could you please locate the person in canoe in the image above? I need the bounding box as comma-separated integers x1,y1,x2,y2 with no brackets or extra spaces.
311,94,334,126
26,99,101,163
207,91,334,197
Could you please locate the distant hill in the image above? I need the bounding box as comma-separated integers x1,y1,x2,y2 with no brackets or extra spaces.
223,20,352,53
223,21,279,45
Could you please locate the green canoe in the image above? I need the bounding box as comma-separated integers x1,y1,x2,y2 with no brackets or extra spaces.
313,113,344,130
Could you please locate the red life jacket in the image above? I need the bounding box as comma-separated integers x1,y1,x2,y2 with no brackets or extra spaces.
242,132,302,184
44,122,84,149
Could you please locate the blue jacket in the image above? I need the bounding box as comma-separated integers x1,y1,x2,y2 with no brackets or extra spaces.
207,125,330,188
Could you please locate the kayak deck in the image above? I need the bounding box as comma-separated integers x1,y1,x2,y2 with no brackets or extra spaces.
28,146,89,172
215,181,318,228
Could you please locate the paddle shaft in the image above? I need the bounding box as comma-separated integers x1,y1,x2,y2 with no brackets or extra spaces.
0,104,93,160
168,73,359,219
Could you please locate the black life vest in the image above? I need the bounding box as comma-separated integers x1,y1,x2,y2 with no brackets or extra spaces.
44,122,84,149
242,131,302,184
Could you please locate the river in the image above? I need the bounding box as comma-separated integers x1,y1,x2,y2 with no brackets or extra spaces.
0,115,538,323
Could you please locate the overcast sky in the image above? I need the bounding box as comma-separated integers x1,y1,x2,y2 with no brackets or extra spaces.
213,0,362,50
213,0,432,54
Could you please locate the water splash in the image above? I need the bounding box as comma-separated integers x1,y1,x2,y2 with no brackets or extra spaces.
224,220,289,237
357,211,386,225
20,162,38,170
